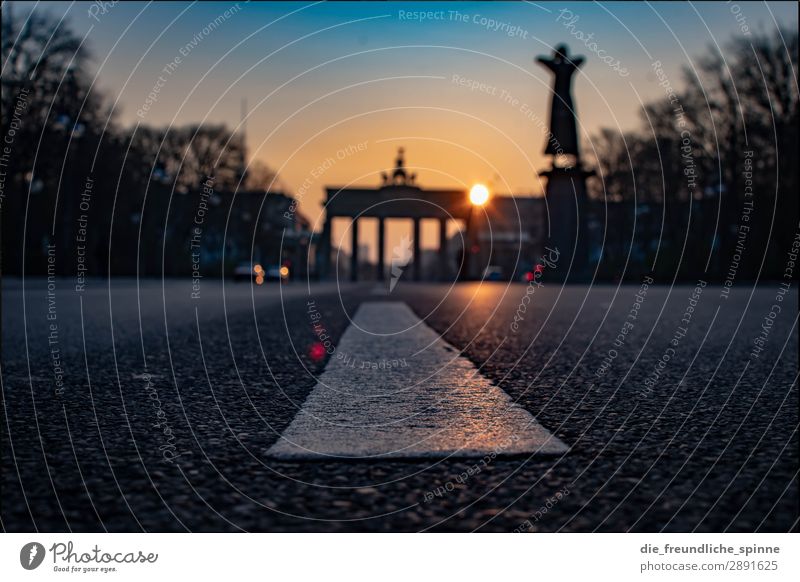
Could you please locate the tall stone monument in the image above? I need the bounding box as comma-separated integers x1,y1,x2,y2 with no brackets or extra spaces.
537,44,593,280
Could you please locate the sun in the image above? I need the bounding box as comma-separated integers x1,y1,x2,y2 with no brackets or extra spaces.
469,184,490,206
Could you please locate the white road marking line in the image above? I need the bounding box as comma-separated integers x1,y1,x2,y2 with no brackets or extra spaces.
267,302,568,460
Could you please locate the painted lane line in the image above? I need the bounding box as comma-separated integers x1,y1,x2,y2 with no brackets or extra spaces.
267,302,568,460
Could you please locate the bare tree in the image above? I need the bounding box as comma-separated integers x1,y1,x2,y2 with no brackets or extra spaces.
590,26,798,279
2,8,113,273
126,124,246,193
244,159,278,192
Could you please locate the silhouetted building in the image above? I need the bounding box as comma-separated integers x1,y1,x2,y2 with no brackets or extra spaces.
154,188,310,279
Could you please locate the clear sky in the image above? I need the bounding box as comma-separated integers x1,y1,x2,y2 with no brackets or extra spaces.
8,1,798,257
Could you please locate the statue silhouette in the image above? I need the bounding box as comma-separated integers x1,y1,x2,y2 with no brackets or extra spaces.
536,44,584,157
382,147,416,186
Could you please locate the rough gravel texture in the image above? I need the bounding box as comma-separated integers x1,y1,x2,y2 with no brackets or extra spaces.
2,279,797,532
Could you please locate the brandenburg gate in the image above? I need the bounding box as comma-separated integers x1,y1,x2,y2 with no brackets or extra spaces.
319,148,471,282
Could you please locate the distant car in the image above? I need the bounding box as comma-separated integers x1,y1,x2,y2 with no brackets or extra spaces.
232,263,287,283
483,266,503,281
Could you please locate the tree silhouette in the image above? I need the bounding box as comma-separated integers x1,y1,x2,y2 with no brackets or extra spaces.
589,26,798,280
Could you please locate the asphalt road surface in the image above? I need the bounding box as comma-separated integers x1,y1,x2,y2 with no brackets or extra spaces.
2,277,797,532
